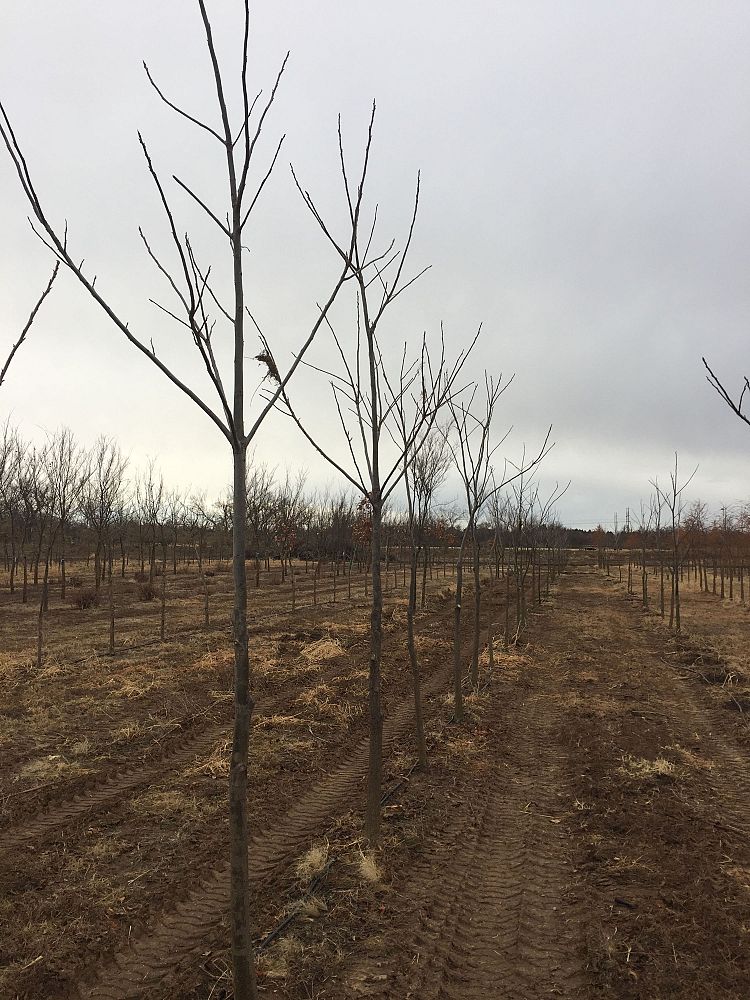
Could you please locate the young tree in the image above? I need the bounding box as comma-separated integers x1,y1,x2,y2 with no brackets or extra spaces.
652,454,697,633
83,438,128,595
44,427,89,602
278,111,474,841
1,4,358,993
446,375,551,717
399,427,451,768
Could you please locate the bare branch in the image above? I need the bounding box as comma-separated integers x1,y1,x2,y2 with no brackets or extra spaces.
0,261,59,389
143,60,224,144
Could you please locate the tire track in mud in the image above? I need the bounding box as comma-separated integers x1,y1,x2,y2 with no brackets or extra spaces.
613,587,750,847
0,598,457,851
587,570,750,842
348,664,587,999
75,660,455,1000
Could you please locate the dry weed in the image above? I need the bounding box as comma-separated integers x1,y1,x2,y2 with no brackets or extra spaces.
295,841,329,883
355,849,382,884
301,637,345,662
618,754,676,780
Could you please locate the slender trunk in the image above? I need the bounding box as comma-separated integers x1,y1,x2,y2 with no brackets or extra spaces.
60,534,67,600
470,531,481,687
109,542,115,654
41,557,50,613
364,498,383,845
94,541,102,594
160,558,166,641
505,565,511,645
37,577,47,669
407,543,427,769
229,444,255,998
452,537,466,723
203,571,210,628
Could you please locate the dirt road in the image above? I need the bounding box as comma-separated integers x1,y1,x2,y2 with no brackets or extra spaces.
333,562,750,999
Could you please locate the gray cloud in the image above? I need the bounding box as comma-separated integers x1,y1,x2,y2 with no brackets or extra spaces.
2,1,749,526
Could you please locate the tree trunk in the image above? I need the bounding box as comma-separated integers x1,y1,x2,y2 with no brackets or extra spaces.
36,578,47,669
470,531,481,687
160,558,167,641
229,444,255,998
41,557,50,613
109,543,115,654
407,544,427,769
452,538,466,723
364,499,383,845
202,571,210,628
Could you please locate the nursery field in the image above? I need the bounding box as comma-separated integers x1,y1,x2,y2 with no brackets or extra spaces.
2,553,750,999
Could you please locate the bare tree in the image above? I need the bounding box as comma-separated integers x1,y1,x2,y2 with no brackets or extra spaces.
399,427,451,768
277,109,475,841
83,439,128,595
651,454,697,633
44,427,89,603
446,375,551,720
0,423,23,592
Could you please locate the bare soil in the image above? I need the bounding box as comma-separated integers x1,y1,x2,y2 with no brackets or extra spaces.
2,555,749,999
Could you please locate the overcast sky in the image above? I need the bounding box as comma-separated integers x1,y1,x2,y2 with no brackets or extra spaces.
2,1,749,527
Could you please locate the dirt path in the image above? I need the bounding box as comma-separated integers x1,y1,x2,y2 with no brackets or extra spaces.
334,561,750,1000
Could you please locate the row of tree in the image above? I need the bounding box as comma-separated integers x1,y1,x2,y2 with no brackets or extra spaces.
0,3,567,994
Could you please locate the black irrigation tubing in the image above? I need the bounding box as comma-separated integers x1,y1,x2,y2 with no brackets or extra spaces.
254,757,421,955
256,858,337,953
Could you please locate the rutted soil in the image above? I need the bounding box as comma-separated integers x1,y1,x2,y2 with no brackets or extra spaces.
3,558,750,998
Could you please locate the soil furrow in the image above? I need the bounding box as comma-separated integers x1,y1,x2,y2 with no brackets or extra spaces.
75,662,453,998
2,594,457,849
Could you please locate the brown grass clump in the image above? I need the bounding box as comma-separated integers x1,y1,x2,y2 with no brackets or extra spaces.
355,849,382,884
258,934,304,981
132,788,205,819
294,841,329,883
18,754,88,782
186,739,231,779
618,754,676,780
301,637,345,662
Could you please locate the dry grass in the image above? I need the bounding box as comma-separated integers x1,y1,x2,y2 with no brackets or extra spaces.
618,754,676,780
301,637,345,662
666,743,715,771
131,787,206,818
186,739,230,779
18,754,88,782
296,682,333,708
355,849,382,884
295,841,329,883
258,934,304,981
298,894,327,919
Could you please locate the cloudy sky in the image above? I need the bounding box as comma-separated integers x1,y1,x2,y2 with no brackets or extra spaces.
1,1,749,527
